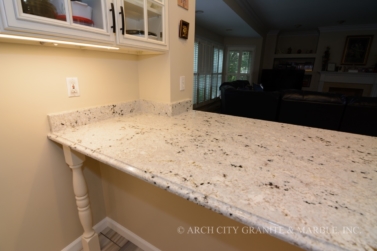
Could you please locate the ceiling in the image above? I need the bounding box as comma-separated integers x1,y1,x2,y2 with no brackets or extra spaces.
195,0,377,37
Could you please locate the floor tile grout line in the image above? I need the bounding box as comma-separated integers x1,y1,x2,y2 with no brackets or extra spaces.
100,232,122,248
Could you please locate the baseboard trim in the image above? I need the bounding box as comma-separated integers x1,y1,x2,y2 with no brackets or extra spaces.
61,217,108,251
61,217,160,251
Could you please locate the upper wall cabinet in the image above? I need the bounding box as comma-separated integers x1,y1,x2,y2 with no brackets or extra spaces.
0,0,115,43
116,0,167,51
0,0,168,53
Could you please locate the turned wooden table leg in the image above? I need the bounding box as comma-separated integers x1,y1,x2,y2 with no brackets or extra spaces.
63,145,101,251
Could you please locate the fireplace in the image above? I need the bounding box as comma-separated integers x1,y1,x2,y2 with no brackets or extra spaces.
318,72,377,97
328,87,363,97
323,82,373,97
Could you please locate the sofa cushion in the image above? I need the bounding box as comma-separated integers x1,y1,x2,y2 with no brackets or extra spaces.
278,90,346,130
281,90,346,104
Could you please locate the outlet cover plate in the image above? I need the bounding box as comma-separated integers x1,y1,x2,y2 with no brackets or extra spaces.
180,76,185,91
66,77,80,97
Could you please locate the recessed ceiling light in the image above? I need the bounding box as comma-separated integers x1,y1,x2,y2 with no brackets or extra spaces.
196,10,204,14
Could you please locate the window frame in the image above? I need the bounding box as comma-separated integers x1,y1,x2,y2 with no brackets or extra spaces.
224,47,255,83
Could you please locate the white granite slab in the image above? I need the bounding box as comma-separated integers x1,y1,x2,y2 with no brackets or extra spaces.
48,99,192,133
47,107,377,251
139,99,192,117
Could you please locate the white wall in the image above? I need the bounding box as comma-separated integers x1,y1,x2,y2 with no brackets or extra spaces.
310,29,377,91
195,25,224,45
262,32,278,69
261,28,377,91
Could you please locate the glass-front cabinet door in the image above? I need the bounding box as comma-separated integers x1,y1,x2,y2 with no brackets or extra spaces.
0,0,168,52
0,0,114,43
116,0,167,51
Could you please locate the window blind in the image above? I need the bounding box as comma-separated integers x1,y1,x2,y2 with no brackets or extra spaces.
193,39,224,106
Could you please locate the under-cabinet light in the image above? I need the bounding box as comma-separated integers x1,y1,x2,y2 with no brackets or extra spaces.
0,34,119,50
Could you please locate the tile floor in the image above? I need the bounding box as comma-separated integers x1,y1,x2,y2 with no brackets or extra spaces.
82,227,144,251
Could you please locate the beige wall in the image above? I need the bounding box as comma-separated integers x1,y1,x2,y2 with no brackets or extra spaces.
168,0,195,103
138,53,171,103
101,163,302,251
0,43,139,251
138,0,195,103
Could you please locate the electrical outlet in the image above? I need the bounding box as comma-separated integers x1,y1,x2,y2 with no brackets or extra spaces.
66,77,80,97
180,76,185,91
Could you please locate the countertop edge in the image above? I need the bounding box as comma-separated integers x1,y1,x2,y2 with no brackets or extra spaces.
47,131,348,251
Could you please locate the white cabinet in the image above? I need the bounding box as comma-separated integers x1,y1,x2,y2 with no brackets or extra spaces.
116,0,167,52
0,0,115,43
0,0,168,53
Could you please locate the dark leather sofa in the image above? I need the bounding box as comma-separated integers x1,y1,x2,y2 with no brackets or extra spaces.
223,88,280,121
220,82,377,137
279,90,346,131
261,69,305,91
340,97,377,136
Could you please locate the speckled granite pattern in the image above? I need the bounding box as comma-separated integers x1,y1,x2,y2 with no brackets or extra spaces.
139,99,192,117
48,99,192,133
48,101,140,133
47,110,377,251
170,99,192,116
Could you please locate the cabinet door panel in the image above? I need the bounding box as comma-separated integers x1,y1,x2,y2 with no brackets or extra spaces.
146,0,162,42
70,0,105,30
21,0,67,21
124,0,145,38
116,0,167,52
0,0,114,43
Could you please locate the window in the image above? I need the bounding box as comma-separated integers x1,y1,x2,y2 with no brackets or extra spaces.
225,49,254,82
193,39,224,107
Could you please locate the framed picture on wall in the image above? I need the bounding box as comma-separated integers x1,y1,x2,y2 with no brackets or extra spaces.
178,0,189,10
341,35,373,65
179,20,189,39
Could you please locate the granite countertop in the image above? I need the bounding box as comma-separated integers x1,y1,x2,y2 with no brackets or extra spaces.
47,100,377,251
